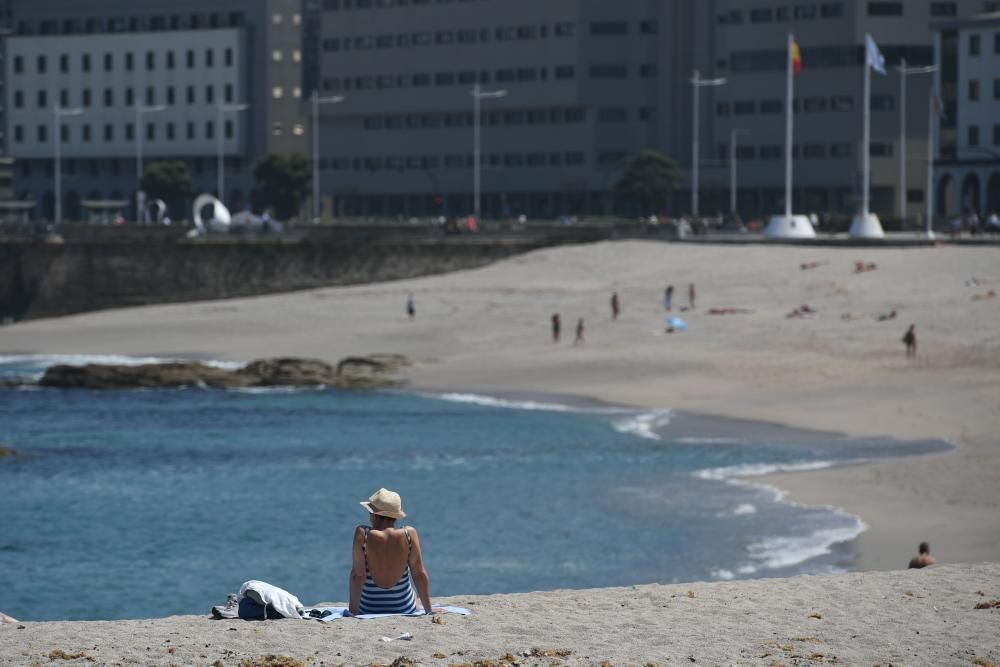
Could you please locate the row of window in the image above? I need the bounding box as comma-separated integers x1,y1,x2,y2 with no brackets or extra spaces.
321,63,657,91
966,124,1000,147
12,12,248,36
322,22,575,51
322,0,486,10
11,48,235,76
715,142,896,160
716,95,897,116
18,156,245,179
966,78,1000,101
719,2,844,24
317,151,587,172
13,120,237,145
12,84,239,110
966,32,1000,56
728,45,933,72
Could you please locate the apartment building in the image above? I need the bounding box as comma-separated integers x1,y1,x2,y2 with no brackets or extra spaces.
0,0,305,220
933,11,1000,216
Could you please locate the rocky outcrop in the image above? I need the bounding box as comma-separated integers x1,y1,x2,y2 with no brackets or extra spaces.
37,356,408,391
0,445,16,458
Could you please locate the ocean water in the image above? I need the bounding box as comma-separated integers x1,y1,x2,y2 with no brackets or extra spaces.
0,355,949,621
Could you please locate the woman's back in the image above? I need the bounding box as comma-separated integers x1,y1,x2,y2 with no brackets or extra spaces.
363,526,412,588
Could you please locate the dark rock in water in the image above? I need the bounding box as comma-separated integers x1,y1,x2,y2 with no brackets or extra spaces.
0,445,16,458
37,356,408,391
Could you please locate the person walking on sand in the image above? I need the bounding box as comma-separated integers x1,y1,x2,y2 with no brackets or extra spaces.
551,313,561,343
665,285,674,311
908,541,937,569
903,324,917,357
688,283,696,309
406,293,415,319
610,291,620,320
574,317,585,346
350,488,437,615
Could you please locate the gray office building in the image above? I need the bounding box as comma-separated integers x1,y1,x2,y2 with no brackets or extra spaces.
1,0,306,220
314,0,994,221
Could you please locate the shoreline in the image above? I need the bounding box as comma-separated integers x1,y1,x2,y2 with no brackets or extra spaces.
2,241,998,574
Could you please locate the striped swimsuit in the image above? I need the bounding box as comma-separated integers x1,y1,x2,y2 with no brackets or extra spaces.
359,526,419,615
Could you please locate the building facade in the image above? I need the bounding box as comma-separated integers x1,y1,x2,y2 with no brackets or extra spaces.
313,0,995,221
933,11,1000,217
0,0,306,221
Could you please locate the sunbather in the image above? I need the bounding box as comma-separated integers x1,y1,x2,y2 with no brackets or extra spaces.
350,488,434,615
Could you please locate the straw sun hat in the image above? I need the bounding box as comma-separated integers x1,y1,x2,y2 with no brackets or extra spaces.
360,488,407,519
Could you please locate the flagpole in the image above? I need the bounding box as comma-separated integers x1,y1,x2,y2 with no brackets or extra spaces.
862,36,872,221
926,89,935,239
785,33,794,220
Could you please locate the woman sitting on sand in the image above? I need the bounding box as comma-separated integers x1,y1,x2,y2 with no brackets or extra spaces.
350,488,434,615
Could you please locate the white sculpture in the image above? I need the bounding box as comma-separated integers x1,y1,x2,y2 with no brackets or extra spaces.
188,194,232,237
764,214,816,239
849,212,885,238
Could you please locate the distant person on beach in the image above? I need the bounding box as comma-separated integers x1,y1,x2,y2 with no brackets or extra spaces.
406,293,415,319
665,285,674,311
688,283,696,309
574,318,585,346
551,313,561,343
610,292,620,320
351,488,435,615
903,325,917,357
908,542,937,569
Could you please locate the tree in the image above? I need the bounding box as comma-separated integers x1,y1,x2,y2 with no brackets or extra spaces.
251,153,311,221
613,150,684,214
141,161,193,220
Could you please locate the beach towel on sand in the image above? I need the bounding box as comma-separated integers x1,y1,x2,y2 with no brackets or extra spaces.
238,580,304,619
298,605,470,621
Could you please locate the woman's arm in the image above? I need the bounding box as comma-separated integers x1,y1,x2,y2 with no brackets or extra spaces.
407,527,433,613
348,526,366,615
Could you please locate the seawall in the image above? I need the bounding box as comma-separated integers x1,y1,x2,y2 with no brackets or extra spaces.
0,224,620,321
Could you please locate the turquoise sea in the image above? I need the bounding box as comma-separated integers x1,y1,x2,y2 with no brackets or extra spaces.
0,355,948,621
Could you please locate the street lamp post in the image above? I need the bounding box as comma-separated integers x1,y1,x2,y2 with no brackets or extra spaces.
217,102,249,206
729,128,748,217
470,83,508,222
690,70,727,218
311,91,344,222
895,59,937,224
135,103,166,222
54,105,84,224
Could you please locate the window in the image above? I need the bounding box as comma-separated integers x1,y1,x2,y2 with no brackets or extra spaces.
994,78,1000,100
14,91,23,108
598,107,627,122
736,145,755,159
716,102,730,116
554,66,575,79
82,89,91,107
104,124,113,141
82,54,91,72
870,142,893,156
794,5,817,19
225,120,233,139
60,125,70,143
760,99,782,114
995,32,1000,54
104,88,113,106
970,34,980,56
831,95,854,111
146,87,155,105
187,121,195,140
14,125,23,143
186,50,195,68
639,107,655,121
37,55,47,73
126,88,134,106
37,90,47,108
13,56,22,74
750,8,773,22
639,64,657,77
126,52,134,71
225,84,234,103
225,48,233,66
205,121,214,139
146,51,155,70
59,90,68,107
554,22,574,36
968,125,979,146
166,87,175,105
867,2,903,16
969,79,980,101
803,143,826,158
146,123,155,141
104,53,113,71
590,64,627,78
871,95,894,111
565,151,585,165
734,100,755,115
590,21,628,35
993,124,1000,146
37,125,48,142
125,123,134,141
820,3,844,17
206,49,214,67
760,145,781,159
640,20,657,33
59,54,69,73
82,124,91,142
206,86,214,104
929,2,957,16
187,86,195,104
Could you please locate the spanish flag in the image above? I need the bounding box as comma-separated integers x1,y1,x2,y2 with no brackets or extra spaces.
791,37,802,74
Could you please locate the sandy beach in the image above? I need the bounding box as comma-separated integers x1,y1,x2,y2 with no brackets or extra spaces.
1,563,998,665
2,241,998,662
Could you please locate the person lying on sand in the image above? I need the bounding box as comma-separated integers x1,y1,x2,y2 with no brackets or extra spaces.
351,488,437,615
800,260,829,270
877,309,898,322
707,307,754,315
908,542,937,569
854,261,878,274
786,304,817,318
971,290,997,301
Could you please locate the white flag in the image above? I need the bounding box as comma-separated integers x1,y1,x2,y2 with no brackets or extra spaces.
865,33,886,75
